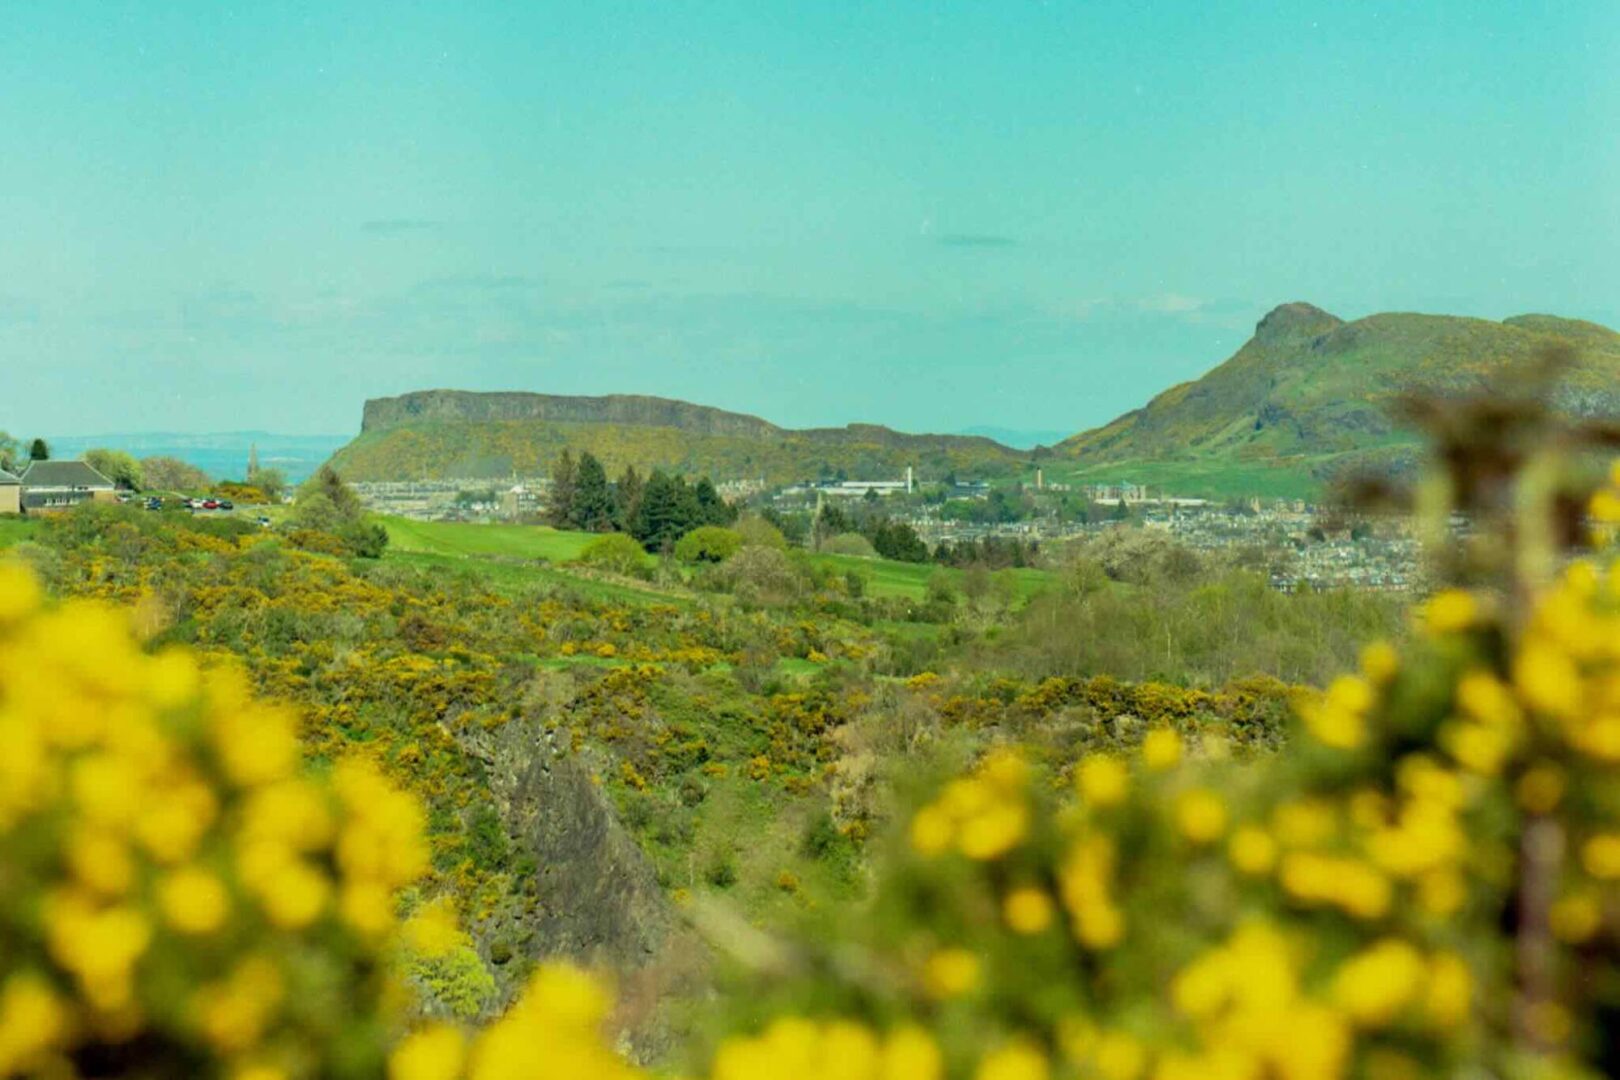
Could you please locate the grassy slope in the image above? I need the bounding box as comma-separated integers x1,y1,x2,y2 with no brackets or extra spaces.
378,516,1057,606
1059,308,1620,498
382,517,601,562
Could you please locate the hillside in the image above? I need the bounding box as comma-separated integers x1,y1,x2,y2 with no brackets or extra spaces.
332,389,1027,482
1057,303,1620,498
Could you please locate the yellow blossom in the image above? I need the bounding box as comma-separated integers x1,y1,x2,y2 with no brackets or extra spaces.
977,1041,1050,1080
160,868,230,935
1141,728,1182,771
1581,833,1620,879
1076,755,1129,808
1175,788,1227,844
390,1025,467,1080
1422,589,1479,635
924,948,980,998
1003,887,1055,934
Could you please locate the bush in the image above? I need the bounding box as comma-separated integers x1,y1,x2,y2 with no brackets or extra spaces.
578,532,650,577
674,525,742,564
820,532,877,558
734,515,789,550
0,564,428,1075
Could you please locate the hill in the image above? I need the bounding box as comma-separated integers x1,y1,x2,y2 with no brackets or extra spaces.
1055,303,1620,498
330,389,1027,482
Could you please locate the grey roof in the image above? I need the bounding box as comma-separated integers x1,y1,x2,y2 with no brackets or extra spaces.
0,467,18,486
18,460,115,489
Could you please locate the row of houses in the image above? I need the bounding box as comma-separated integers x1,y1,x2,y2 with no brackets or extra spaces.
0,460,117,515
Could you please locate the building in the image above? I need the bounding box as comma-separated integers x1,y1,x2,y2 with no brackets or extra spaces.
0,468,18,515
17,460,117,513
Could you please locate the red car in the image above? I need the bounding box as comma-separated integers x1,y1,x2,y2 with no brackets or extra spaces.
202,499,219,510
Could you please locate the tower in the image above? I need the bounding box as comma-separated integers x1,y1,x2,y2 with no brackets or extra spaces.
247,442,259,480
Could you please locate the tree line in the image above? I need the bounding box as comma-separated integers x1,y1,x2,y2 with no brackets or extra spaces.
548,450,737,551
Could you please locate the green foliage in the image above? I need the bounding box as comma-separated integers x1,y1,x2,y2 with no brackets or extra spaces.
139,455,212,492
27,437,48,461
80,448,143,489
580,532,652,577
674,525,742,564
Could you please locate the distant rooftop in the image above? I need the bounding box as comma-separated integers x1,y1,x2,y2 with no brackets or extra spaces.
19,460,115,489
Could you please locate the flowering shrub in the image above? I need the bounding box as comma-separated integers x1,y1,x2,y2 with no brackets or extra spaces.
0,563,427,1077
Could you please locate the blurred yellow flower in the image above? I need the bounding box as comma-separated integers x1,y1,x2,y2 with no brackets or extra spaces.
1003,887,1055,935
1076,755,1129,808
1175,789,1227,844
924,948,981,998
1141,728,1182,771
390,1024,467,1080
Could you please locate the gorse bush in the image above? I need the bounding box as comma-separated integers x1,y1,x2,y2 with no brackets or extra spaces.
0,563,427,1077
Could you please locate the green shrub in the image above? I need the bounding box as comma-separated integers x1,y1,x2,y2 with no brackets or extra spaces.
674,525,742,564
578,531,650,577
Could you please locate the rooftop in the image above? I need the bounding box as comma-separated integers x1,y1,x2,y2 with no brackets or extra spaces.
18,460,115,489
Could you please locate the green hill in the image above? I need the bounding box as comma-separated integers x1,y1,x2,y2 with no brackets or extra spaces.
330,389,1027,482
1056,303,1620,498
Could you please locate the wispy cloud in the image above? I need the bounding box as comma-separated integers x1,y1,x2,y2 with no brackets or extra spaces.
936,233,1018,249
360,218,440,236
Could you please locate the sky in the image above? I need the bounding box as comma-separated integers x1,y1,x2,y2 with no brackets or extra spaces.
3,1,1618,440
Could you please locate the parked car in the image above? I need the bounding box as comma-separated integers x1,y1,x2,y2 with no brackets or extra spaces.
255,515,272,528
218,500,235,511
202,499,219,510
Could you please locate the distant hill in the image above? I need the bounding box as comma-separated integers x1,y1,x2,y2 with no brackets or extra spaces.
955,425,1072,450
330,390,1028,483
47,431,349,484
1056,303,1620,498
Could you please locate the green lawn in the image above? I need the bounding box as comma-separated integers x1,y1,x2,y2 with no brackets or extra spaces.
811,552,1054,604
379,517,602,562
0,518,39,549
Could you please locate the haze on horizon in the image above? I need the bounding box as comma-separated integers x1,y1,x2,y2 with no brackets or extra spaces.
3,1,1617,440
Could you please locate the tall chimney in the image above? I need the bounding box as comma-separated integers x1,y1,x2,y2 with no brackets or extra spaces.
906,465,914,494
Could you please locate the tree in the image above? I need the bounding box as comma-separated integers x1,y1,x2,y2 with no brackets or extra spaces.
571,452,616,532
578,532,648,578
630,471,691,552
0,432,21,473
28,438,49,462
614,465,644,531
251,467,288,501
870,520,929,563
291,466,382,556
140,456,211,492
693,477,735,526
548,450,577,528
674,526,742,564
83,448,144,490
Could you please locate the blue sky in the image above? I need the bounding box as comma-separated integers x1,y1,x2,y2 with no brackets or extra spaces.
3,1,1617,439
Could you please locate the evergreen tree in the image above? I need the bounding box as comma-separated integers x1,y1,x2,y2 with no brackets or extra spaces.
693,476,734,526
631,471,692,552
571,452,616,532
548,450,577,528
614,465,644,530
28,438,49,462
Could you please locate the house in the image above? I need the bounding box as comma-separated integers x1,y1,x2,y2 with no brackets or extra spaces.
17,460,117,513
0,468,18,515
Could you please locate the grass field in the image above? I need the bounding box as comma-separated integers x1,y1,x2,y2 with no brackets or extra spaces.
809,551,1054,603
379,518,604,562
0,518,40,549
377,516,1058,608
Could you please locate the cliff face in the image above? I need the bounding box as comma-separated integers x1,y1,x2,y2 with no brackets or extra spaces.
335,390,1028,482
361,390,783,440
